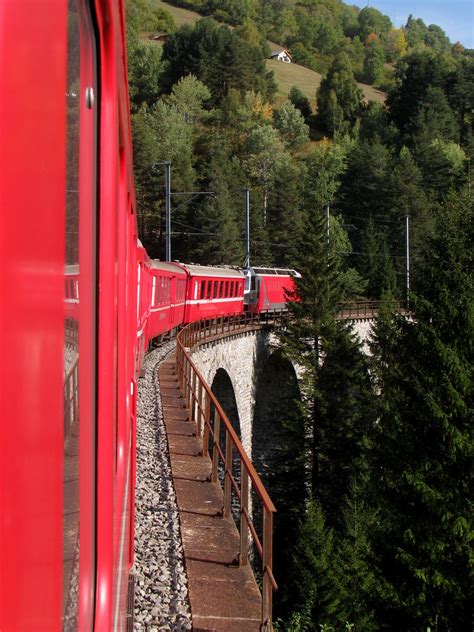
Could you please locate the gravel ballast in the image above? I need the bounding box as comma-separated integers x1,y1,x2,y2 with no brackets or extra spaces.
133,343,192,631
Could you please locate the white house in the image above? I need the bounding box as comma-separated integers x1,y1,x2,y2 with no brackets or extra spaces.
269,49,292,63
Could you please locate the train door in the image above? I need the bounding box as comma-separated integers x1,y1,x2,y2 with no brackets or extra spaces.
64,1,98,629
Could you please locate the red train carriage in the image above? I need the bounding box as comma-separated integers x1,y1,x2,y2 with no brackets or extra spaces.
244,267,301,313
148,260,187,340
136,241,152,370
181,264,245,324
1,1,138,630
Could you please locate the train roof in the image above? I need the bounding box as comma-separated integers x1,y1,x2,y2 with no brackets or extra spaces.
149,260,187,276
249,266,301,277
181,264,244,279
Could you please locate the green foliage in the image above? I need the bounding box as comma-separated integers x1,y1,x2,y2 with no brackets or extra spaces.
284,501,340,629
165,74,211,123
316,53,363,136
337,137,391,236
385,146,431,273
359,218,398,299
404,15,451,53
273,101,310,149
193,161,242,265
387,50,455,138
367,190,473,629
314,324,377,529
161,18,276,104
363,39,385,86
131,100,195,257
243,125,288,227
127,40,163,113
288,85,313,121
357,7,392,42
265,158,305,266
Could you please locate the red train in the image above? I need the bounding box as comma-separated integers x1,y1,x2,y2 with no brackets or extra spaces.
0,2,298,631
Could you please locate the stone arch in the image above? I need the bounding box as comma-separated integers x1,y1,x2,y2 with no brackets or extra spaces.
210,368,241,437
251,349,306,595
252,350,300,488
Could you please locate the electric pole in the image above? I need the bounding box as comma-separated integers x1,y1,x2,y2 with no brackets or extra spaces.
405,214,410,308
244,188,250,268
165,161,171,261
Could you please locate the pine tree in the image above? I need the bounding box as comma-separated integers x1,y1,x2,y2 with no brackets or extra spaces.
367,189,473,630
279,209,343,495
315,322,377,531
316,53,363,136
288,85,312,122
357,216,398,300
363,39,385,86
284,501,341,630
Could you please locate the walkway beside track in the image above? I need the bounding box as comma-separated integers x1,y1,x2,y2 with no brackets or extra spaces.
158,354,262,632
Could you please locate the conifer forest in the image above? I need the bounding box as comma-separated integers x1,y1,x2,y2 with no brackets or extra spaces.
126,1,473,629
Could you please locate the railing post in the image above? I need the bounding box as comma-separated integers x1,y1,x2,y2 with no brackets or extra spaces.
73,363,78,423
212,412,220,482
223,432,232,517
191,371,197,424
240,466,249,566
186,360,192,410
203,392,210,458
183,357,189,406
262,508,273,631
197,380,203,436
177,347,183,390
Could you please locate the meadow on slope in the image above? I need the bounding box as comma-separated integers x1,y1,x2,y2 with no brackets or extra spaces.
153,0,386,109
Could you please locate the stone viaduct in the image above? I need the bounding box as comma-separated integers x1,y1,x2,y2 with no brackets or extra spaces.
189,318,375,463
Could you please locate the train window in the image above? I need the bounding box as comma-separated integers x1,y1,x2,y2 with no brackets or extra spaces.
63,0,97,628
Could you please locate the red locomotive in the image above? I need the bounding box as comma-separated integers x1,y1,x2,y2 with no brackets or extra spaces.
244,266,301,313
0,1,299,630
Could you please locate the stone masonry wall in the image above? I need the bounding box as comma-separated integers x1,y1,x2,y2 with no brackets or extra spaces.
189,319,375,458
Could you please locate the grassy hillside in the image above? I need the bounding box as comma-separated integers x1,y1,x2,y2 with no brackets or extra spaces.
154,0,202,26
152,0,386,109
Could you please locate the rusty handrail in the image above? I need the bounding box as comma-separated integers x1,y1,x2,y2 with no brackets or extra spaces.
176,312,281,630
336,300,408,319
64,358,79,437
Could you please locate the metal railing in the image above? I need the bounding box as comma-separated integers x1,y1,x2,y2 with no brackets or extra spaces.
179,310,286,348
65,318,79,349
336,300,408,319
176,313,280,631
64,358,79,438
